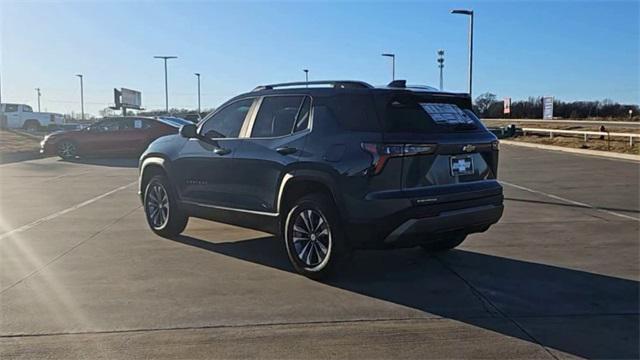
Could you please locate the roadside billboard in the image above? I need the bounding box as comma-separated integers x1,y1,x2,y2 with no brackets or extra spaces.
543,96,554,119
121,88,142,109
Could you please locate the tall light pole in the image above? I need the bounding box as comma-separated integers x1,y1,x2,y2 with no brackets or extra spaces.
35,88,41,112
154,55,177,113
381,53,395,81
194,73,201,116
303,69,309,86
75,74,84,120
451,9,474,97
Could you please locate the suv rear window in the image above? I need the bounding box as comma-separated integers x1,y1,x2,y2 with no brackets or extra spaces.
380,94,482,133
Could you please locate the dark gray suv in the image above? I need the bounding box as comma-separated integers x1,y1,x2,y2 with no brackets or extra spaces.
138,80,503,278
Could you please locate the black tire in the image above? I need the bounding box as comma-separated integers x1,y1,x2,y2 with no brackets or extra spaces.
144,175,188,238
420,234,467,252
57,141,77,159
283,193,348,279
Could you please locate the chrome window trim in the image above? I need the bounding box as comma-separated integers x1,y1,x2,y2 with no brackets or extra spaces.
246,94,314,140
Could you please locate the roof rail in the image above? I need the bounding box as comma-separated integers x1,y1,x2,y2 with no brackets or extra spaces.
252,80,374,91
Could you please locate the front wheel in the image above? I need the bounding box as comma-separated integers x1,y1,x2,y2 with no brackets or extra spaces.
284,194,348,279
144,175,188,238
420,234,467,252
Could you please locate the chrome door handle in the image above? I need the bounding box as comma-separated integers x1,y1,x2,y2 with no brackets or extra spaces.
276,147,297,155
214,147,231,155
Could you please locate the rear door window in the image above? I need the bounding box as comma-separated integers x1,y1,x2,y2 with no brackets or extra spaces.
251,96,305,138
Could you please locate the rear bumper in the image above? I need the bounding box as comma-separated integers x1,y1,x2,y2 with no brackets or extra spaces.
344,181,504,249
382,203,503,245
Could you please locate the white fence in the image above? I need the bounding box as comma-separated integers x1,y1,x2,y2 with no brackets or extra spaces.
522,127,640,146
483,119,640,127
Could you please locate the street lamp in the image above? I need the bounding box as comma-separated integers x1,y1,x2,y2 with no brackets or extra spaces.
35,88,41,112
437,50,445,91
153,56,178,113
194,73,201,116
451,9,474,97
303,69,309,86
381,53,395,81
75,74,84,121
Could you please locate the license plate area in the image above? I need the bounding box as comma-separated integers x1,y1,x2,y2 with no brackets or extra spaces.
450,156,474,176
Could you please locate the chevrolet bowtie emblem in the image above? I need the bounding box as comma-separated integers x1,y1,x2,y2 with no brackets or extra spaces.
462,144,476,153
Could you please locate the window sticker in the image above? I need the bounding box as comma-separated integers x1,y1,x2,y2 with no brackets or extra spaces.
420,103,474,125
134,120,142,129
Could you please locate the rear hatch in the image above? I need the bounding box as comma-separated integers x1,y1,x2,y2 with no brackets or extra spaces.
372,91,499,190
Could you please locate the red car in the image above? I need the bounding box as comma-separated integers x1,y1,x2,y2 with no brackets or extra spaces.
40,117,185,159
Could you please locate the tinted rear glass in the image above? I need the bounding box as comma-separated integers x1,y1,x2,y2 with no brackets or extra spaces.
321,94,381,132
378,93,482,133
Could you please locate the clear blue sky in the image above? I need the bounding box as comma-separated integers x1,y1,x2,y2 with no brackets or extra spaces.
1,0,638,116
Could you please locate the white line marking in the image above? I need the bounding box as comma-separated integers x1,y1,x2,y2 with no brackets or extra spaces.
0,181,137,240
501,180,639,221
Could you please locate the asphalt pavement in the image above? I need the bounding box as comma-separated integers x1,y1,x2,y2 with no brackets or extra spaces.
0,146,638,359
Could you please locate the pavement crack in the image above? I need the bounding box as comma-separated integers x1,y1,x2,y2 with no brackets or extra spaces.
433,254,561,360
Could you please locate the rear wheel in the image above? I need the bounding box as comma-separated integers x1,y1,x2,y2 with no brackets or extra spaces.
420,234,467,252
144,175,188,238
57,141,77,159
284,193,348,279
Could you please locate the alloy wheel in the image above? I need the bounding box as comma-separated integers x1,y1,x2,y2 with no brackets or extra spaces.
58,142,76,158
146,182,170,229
292,209,332,270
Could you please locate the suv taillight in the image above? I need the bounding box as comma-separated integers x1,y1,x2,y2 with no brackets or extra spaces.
361,143,437,175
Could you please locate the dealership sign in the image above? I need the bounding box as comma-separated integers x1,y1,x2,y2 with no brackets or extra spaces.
543,96,554,120
503,97,511,115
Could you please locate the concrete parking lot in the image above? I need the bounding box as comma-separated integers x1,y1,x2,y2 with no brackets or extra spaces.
0,145,638,359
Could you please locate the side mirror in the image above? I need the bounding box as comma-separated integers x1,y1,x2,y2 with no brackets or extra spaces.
180,124,197,138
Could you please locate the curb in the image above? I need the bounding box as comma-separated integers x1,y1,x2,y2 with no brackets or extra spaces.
501,140,640,162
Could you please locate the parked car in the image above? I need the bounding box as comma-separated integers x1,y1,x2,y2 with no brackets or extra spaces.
138,80,504,278
0,103,64,130
41,116,181,159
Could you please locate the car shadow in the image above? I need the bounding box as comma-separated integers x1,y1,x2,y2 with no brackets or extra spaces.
170,234,639,359
59,157,139,168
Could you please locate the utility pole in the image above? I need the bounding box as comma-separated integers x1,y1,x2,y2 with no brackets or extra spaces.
153,56,178,113
76,74,84,120
437,50,445,91
194,73,201,116
303,69,309,87
35,88,41,112
451,9,474,97
381,53,395,81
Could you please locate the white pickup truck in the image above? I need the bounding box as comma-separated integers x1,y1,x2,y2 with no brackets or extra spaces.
0,103,64,131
